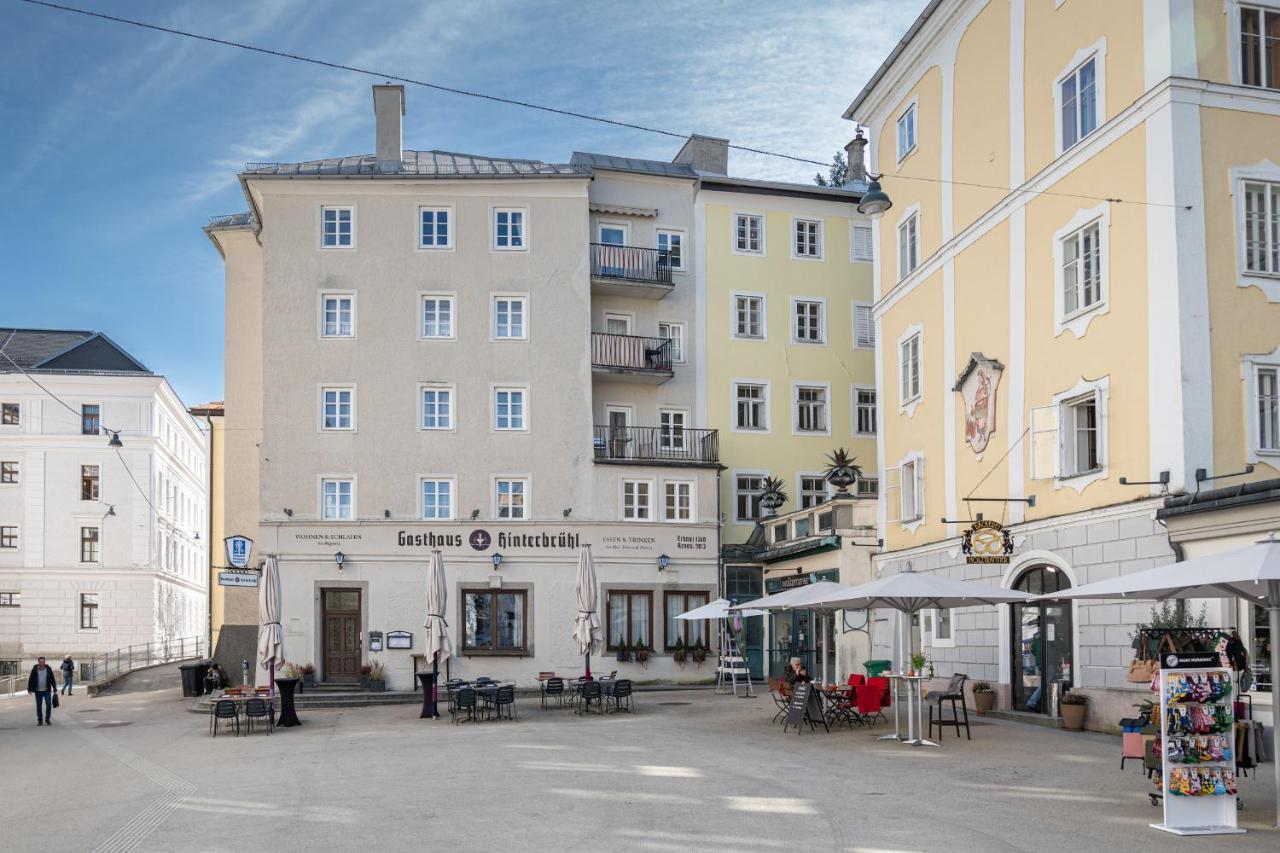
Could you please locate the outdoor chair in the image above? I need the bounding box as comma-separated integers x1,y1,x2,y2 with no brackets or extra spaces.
243,697,273,736
767,678,789,724
854,684,887,726
926,673,971,742
606,679,633,714
576,680,604,716
445,678,466,712
847,674,866,688
452,688,479,724
490,685,517,721
210,699,240,737
866,676,891,709
542,677,567,709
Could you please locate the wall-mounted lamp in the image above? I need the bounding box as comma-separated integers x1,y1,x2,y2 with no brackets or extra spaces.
334,551,346,571
657,553,671,573
384,509,391,519
106,430,123,448
103,504,116,517
470,509,481,520
283,508,293,518
491,552,504,569
563,508,572,518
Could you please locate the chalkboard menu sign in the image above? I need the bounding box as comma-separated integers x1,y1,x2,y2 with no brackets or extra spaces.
782,682,827,734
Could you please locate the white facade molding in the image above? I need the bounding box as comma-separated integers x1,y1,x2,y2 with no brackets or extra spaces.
894,202,922,284
1052,37,1108,159
896,322,924,418
1242,343,1280,463
1052,201,1112,338
1229,158,1280,302
897,449,926,534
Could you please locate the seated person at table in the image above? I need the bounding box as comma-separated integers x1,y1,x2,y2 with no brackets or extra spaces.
782,657,811,686
204,664,226,693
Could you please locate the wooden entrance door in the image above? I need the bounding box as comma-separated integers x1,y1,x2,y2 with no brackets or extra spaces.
322,589,361,683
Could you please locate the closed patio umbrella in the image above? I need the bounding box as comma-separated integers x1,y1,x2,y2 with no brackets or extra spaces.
423,550,452,719
257,555,285,693
572,545,604,678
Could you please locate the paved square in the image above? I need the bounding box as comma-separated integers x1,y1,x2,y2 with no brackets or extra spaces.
2,686,1275,852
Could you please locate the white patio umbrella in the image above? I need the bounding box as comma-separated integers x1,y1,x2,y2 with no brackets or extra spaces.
676,598,764,620
730,581,851,685
423,550,452,719
1035,536,1280,828
257,555,285,692
572,545,604,678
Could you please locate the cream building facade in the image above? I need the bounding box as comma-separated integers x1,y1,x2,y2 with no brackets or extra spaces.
847,0,1280,729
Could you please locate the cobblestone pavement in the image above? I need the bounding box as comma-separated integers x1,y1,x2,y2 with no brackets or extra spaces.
1,686,1275,852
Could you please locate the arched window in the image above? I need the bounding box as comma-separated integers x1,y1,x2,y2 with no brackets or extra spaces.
1012,564,1071,596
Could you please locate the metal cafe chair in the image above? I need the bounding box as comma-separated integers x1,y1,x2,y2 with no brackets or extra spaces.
926,673,971,742
605,679,634,714
767,678,789,724
452,688,479,724
210,699,240,737
491,685,518,721
576,680,604,716
542,677,567,709
243,697,273,736
445,679,466,712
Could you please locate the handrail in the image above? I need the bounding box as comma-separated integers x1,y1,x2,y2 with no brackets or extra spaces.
593,425,719,464
590,333,673,373
82,635,206,685
1,674,23,698
590,243,674,284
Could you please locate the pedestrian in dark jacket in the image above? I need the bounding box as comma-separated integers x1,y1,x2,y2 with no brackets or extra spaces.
60,655,75,695
27,657,57,725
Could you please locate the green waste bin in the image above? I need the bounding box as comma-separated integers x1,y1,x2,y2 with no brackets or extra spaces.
864,659,892,678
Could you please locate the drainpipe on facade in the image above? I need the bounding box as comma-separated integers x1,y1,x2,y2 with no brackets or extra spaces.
204,412,215,658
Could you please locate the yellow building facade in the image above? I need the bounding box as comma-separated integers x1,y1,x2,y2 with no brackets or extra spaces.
847,0,1280,728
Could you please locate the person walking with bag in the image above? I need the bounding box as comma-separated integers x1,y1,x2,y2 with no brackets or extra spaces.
27,656,58,726
60,655,75,695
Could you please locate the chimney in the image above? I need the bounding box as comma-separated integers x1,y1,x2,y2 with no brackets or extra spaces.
372,84,405,174
844,131,868,185
672,134,729,175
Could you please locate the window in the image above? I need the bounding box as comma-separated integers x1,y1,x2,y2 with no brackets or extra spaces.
734,382,768,431
81,465,99,501
463,589,528,653
420,295,455,339
1062,393,1100,477
793,300,825,343
321,206,353,248
607,590,653,650
900,459,921,523
1030,377,1110,485
0,461,17,484
853,302,875,349
494,208,526,249
622,479,654,521
420,386,453,430
664,480,693,522
735,474,765,522
734,294,765,339
896,102,917,161
604,313,632,335
0,526,16,549
899,332,921,404
1242,5,1280,89
898,211,919,279
79,593,98,629
0,592,18,606
923,608,954,647
1243,180,1280,274
1059,57,1097,152
734,214,763,253
851,223,874,262
659,409,686,451
495,479,527,519
80,527,99,562
773,523,789,544
665,591,709,649
855,387,877,435
1061,221,1102,316
1256,365,1279,452
321,480,354,520
80,404,100,436
419,208,451,248
322,295,354,337
421,479,453,520
794,385,828,433
657,229,684,270
800,475,829,509
321,388,354,430
0,403,16,425
794,516,811,538
657,322,684,363
794,219,822,258
857,477,880,498
494,297,527,340
494,388,526,430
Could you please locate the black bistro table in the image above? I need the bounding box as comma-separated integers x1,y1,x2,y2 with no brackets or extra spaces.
417,671,440,719
274,677,301,727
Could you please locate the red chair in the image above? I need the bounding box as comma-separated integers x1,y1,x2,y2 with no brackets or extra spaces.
854,684,887,726
847,674,866,688
866,676,891,709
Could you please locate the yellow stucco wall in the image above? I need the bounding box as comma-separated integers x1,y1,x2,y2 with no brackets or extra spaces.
952,0,1011,233
1194,0,1230,84
204,414,226,646
878,65,945,290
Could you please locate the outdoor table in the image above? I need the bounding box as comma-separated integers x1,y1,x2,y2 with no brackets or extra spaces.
274,677,301,727
885,674,937,747
817,684,854,726
416,671,439,719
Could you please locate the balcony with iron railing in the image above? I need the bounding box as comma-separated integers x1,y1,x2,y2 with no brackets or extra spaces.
590,333,674,383
593,425,719,467
590,243,675,298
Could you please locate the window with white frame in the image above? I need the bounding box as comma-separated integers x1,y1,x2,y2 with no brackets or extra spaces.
1061,220,1103,317
1241,5,1280,90
657,322,685,362
851,223,874,262
80,526,100,562
799,475,828,509
793,299,824,343
0,526,16,549
421,295,455,339
899,332,921,404
421,479,453,520
81,465,99,500
1242,180,1280,275
495,479,527,519
734,214,763,253
734,474,765,522
659,408,686,451
321,387,354,430
657,229,684,270
0,461,17,484
853,302,875,349
1059,56,1098,152
494,388,526,430
321,206,353,248
1062,392,1101,477
734,382,768,431
923,608,954,645
420,386,453,430
794,385,828,433
900,458,922,523
664,480,693,522
1029,378,1109,485
419,208,451,249
80,592,98,629
321,294,354,337
734,295,764,338
493,296,527,339
794,219,822,258
321,479,353,520
622,479,653,521
1253,362,1279,452
898,211,919,279
855,387,877,435
494,208,526,249
0,403,17,426
856,477,879,497
896,102,917,161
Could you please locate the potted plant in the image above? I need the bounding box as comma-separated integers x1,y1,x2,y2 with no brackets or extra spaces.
758,476,788,517
635,638,650,665
616,642,632,663
972,681,995,715
359,663,373,689
302,663,316,690
672,637,686,665
1060,691,1088,731
367,659,387,693
910,649,928,677
823,448,864,495
692,640,707,664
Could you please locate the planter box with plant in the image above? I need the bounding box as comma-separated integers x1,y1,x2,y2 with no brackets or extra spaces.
615,643,632,663
367,659,387,693
672,637,686,665
692,641,707,664
972,681,995,715
302,663,316,689
359,663,373,690
1060,691,1088,730
635,639,650,665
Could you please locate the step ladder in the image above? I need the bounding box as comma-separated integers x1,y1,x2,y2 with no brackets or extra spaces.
716,635,754,697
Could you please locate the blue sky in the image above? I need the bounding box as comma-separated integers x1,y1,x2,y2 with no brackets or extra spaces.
0,0,926,406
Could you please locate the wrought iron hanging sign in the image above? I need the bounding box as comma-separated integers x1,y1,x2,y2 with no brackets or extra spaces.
961,519,1014,564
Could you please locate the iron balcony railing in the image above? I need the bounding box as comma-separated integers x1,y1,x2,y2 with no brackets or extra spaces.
590,243,675,285
593,425,719,464
591,333,674,373
82,635,206,685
